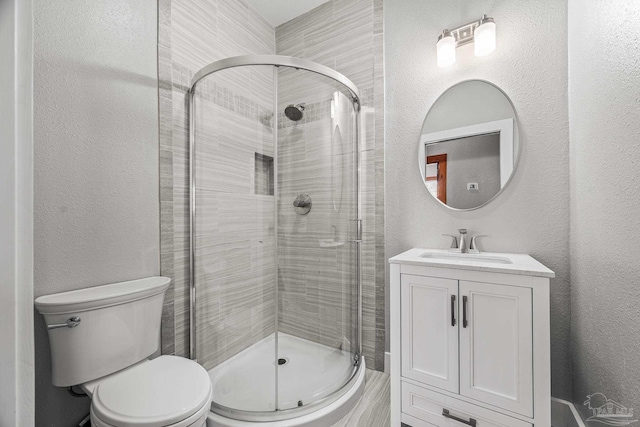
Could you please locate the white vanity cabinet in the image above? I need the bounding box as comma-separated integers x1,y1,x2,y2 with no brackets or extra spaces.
390,249,554,427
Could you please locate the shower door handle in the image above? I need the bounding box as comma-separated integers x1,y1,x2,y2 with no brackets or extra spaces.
348,218,362,243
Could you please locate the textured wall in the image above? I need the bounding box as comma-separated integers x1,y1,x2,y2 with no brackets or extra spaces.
276,0,386,370
33,0,159,425
385,0,572,398
568,0,640,420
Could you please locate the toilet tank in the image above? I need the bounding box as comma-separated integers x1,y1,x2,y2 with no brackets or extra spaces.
35,277,171,387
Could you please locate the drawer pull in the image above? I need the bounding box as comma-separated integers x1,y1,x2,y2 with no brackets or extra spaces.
443,409,477,426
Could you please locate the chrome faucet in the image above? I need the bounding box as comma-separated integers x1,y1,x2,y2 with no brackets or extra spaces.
457,229,468,253
443,230,487,253
443,229,468,253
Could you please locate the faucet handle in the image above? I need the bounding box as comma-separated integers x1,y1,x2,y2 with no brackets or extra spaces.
470,235,488,253
442,234,458,249
458,228,468,234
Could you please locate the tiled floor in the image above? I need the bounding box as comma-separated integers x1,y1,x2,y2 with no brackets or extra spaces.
332,369,390,427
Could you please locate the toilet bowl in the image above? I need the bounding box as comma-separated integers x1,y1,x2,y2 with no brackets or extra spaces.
35,277,211,427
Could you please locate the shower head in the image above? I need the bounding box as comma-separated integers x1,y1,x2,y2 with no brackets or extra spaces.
284,103,305,122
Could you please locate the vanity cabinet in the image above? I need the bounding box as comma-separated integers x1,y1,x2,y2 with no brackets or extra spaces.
390,249,554,427
401,275,459,393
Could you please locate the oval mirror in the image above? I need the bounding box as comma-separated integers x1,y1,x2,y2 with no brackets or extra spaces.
418,80,520,210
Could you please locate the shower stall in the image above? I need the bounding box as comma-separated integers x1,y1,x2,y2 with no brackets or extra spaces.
188,55,363,425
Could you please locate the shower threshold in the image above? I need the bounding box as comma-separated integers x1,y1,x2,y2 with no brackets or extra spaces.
207,333,366,426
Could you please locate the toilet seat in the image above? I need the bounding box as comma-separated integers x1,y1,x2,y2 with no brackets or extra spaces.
90,356,212,427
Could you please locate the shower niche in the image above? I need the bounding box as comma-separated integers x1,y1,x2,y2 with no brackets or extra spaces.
189,56,363,425
254,153,274,196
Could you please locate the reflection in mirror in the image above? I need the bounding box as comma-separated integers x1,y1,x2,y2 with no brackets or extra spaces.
418,80,519,210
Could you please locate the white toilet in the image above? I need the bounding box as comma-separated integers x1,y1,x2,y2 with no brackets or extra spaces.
35,276,212,427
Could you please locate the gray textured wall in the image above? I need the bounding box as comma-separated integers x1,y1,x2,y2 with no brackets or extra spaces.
569,0,640,420
385,0,572,398
34,1,159,425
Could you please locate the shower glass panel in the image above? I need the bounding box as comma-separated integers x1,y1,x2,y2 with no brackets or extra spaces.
193,65,277,413
276,67,359,412
191,57,361,422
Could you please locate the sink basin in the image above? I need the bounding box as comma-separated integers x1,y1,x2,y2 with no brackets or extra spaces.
419,252,512,264
389,248,555,278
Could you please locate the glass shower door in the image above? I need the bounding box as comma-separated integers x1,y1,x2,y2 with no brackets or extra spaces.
275,68,360,411
193,65,278,413
190,58,361,421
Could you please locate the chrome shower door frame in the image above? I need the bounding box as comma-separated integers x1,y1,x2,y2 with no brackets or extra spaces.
188,55,362,423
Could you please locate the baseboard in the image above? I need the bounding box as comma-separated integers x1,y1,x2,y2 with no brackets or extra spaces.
384,352,391,374
551,397,586,427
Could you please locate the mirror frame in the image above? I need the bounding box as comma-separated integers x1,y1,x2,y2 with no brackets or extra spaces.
417,79,522,211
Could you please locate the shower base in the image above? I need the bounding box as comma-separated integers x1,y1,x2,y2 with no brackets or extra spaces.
207,333,365,427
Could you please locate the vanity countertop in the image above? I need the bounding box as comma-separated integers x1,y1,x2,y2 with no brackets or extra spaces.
389,248,555,278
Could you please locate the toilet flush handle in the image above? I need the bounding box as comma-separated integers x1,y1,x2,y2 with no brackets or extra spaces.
47,316,81,330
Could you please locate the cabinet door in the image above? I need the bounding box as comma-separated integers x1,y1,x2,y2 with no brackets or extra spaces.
459,281,533,417
401,274,458,393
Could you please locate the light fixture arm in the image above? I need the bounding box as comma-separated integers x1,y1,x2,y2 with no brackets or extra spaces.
438,15,494,47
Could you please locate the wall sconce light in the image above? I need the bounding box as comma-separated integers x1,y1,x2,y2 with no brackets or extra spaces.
437,15,496,68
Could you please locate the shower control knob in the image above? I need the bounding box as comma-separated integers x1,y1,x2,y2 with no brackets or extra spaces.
293,194,312,215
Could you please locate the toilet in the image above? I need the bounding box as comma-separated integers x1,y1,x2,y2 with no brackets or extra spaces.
35,276,212,427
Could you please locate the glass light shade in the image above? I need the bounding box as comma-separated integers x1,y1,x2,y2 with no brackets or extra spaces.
436,35,456,68
474,21,496,56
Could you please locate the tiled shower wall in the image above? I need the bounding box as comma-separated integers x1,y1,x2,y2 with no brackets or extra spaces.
158,0,277,361
275,0,386,369
276,87,359,354
159,0,385,370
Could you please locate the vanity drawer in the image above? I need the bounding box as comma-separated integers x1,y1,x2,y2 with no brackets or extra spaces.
402,381,532,427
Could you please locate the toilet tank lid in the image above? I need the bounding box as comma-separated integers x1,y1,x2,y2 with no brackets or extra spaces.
35,276,171,315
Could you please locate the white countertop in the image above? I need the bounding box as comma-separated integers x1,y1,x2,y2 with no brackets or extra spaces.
389,248,555,278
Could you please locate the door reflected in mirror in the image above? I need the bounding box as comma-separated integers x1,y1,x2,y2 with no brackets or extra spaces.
418,80,519,210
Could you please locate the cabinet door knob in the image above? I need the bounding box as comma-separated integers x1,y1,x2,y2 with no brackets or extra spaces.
451,294,456,327
462,296,468,328
442,409,477,426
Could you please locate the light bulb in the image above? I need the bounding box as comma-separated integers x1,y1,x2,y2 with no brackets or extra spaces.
437,31,456,68
474,17,496,57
